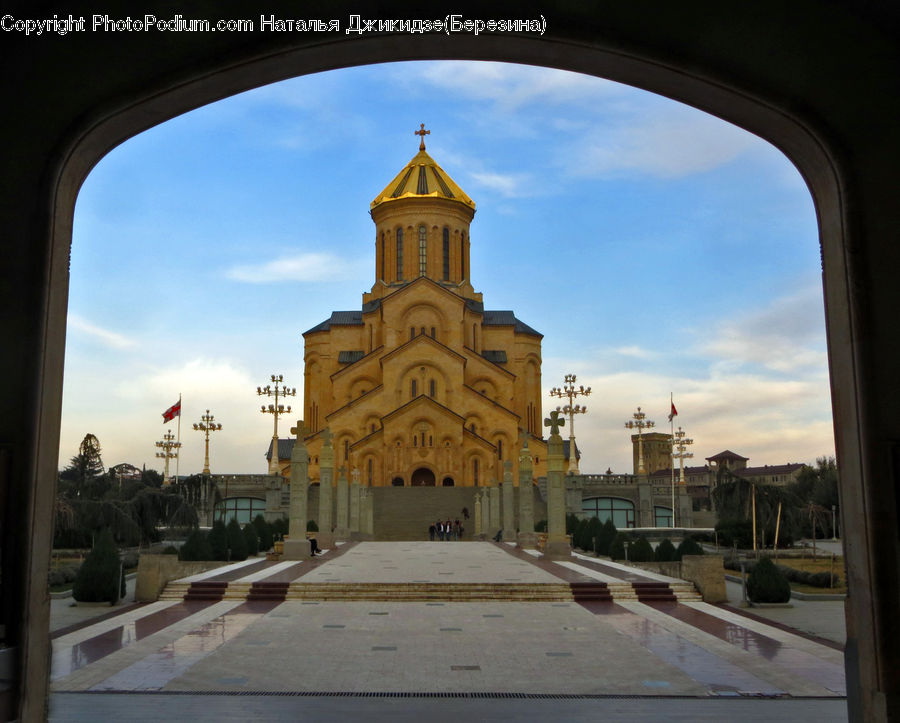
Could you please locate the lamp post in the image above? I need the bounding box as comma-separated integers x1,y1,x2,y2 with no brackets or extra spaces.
624,407,654,474
155,429,181,485
193,409,223,475
258,374,296,474
832,504,838,540
670,426,694,529
550,374,590,475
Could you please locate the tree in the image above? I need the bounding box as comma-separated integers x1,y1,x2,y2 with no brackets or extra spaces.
608,532,628,561
253,514,274,552
676,536,704,560
72,528,121,604
226,518,248,561
596,518,617,556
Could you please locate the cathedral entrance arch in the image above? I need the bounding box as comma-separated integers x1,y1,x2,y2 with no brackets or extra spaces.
442,477,455,487
391,477,404,487
410,467,436,486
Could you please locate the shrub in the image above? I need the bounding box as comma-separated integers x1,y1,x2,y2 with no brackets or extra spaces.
226,518,248,561
534,519,547,532
655,538,677,562
243,522,259,557
253,514,274,552
270,517,289,539
208,521,229,561
715,519,754,549
179,528,212,561
565,513,579,535
306,519,319,532
48,569,66,588
573,518,590,551
122,552,140,568
608,532,628,561
585,517,602,554
676,536,704,560
746,556,791,603
161,546,178,556
596,519,617,556
630,536,654,562
72,529,121,604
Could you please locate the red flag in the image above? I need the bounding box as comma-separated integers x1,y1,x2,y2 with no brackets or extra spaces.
162,400,181,423
668,401,678,422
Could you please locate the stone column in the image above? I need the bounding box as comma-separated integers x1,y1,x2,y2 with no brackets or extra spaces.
361,485,374,538
283,421,310,560
543,411,571,559
349,467,361,538
334,465,349,540
473,490,483,537
502,460,515,543
316,429,335,549
517,438,538,549
489,478,501,533
480,488,491,538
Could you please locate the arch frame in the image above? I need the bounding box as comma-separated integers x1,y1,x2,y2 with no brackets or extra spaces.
3,8,898,721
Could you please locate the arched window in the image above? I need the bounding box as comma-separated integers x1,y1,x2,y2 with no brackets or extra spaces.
442,227,450,280
429,379,436,397
367,458,373,485
380,231,385,280
473,458,480,485
410,326,415,340
429,435,433,447
430,326,435,339
497,439,503,459
410,379,417,398
583,497,636,529
460,232,466,278
343,439,349,462
396,228,404,280
420,431,426,447
413,435,418,447
418,225,427,276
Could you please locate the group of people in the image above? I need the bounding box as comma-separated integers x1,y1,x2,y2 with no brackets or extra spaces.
429,519,464,541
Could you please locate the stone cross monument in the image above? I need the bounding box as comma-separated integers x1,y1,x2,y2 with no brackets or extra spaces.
349,466,361,537
283,420,310,560
542,410,571,559
502,459,515,544
334,464,349,540
316,428,335,549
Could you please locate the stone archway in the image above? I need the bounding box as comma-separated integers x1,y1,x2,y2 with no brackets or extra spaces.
442,477,455,487
410,467,436,487
391,477,404,487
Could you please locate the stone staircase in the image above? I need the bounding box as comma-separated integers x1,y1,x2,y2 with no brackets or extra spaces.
159,578,702,603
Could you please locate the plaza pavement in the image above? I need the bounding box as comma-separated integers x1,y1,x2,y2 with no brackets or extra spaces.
47,541,849,721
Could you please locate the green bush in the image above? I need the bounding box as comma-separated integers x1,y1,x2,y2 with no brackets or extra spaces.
608,532,628,561
243,522,259,556
179,528,213,561
226,518,248,561
161,546,178,556
270,517,288,539
573,518,591,551
565,513,579,535
596,519,617,556
48,569,66,587
122,552,140,568
306,519,319,532
746,556,791,603
630,536,654,562
72,529,121,604
676,536,704,560
208,521,229,561
253,514,274,552
534,519,547,532
715,518,754,549
655,538,676,562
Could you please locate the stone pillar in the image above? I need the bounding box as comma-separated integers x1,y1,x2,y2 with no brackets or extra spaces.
349,467,361,537
474,490,483,537
316,430,335,549
283,421,310,560
480,487,490,537
638,481,653,527
678,488,693,528
517,438,537,549
543,412,571,559
361,485,374,538
502,460,515,543
334,465,349,540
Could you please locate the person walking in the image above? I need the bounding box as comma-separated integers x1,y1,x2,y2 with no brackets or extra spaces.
428,522,436,541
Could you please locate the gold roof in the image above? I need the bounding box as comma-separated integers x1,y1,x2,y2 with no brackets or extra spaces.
371,148,475,211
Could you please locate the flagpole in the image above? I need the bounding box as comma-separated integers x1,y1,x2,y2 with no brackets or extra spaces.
175,392,181,485
670,392,676,529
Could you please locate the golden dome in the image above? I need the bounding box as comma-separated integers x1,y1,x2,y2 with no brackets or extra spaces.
371,126,475,212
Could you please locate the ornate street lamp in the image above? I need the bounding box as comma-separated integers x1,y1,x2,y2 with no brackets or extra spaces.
258,374,296,473
550,373,591,475
624,406,654,474
193,409,223,475
672,426,694,485
155,429,181,485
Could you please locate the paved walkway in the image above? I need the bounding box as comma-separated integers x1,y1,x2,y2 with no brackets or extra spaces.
48,542,848,721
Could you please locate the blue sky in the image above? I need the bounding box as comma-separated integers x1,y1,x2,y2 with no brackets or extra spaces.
62,60,833,476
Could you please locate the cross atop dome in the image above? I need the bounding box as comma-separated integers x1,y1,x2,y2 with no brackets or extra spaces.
415,123,430,151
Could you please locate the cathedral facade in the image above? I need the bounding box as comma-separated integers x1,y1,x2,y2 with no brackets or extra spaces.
300,130,549,487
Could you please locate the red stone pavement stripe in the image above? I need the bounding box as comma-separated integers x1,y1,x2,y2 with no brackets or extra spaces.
201,559,270,582
51,602,145,640
712,602,845,652
273,541,359,581
569,556,663,583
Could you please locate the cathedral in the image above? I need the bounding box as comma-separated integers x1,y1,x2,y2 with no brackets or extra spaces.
299,127,550,487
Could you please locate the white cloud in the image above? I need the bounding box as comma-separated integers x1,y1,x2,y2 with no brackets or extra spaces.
700,285,827,373
468,171,533,198
578,109,763,179
67,314,136,349
224,252,365,283
613,345,655,359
